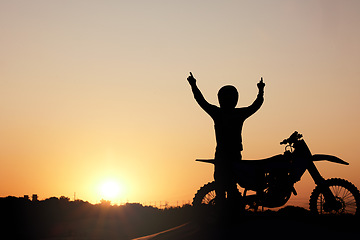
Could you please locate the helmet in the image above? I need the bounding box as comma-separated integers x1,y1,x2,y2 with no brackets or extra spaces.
217,85,238,109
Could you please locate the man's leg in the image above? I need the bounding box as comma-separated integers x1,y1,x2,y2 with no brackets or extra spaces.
226,177,241,211
214,165,226,215
226,154,242,213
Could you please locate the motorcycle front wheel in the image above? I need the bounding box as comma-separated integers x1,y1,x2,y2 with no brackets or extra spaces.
309,178,360,215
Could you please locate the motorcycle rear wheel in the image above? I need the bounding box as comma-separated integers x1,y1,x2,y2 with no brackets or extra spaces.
192,182,217,224
192,181,217,207
309,178,360,215
192,182,252,210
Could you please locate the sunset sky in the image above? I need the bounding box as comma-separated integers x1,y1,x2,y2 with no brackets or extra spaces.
1,0,359,207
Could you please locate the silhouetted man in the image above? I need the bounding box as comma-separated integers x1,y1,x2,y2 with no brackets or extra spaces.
187,72,265,214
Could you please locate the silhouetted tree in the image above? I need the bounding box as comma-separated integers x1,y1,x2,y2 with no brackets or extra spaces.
60,196,70,202
100,199,111,206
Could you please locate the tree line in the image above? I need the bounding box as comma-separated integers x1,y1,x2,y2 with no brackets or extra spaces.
0,195,192,240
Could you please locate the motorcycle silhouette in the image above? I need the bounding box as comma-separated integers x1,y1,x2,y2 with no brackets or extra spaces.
193,131,360,215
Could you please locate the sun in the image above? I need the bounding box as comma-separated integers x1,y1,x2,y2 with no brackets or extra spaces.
99,180,121,201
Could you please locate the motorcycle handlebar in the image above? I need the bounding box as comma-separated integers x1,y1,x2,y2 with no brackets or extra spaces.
280,131,302,145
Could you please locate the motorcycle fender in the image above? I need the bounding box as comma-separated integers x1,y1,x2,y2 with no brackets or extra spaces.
196,159,215,164
312,154,349,165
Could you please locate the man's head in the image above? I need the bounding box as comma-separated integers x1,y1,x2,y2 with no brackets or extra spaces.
218,85,238,109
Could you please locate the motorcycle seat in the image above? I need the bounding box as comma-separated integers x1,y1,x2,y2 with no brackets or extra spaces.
233,154,293,177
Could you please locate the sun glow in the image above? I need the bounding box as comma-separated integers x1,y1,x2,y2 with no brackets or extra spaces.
99,180,122,202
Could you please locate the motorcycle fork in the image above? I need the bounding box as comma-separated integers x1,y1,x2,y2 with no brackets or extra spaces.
307,160,338,206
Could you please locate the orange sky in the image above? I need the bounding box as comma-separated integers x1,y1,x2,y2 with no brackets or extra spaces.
1,0,359,207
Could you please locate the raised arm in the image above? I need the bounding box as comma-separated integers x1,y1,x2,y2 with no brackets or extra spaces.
244,77,265,117
187,72,216,114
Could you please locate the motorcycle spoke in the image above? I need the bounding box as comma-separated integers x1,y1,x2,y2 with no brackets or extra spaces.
332,185,340,197
318,194,324,213
202,191,216,204
342,190,353,200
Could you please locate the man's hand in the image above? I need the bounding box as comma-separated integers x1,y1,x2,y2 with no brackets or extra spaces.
187,72,196,86
257,77,265,91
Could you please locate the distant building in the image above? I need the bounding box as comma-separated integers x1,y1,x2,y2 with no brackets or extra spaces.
23,195,30,200
32,194,38,201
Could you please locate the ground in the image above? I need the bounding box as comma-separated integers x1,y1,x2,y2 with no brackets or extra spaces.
133,207,360,240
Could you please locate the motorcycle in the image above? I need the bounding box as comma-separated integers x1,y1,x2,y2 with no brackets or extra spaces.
193,131,360,215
